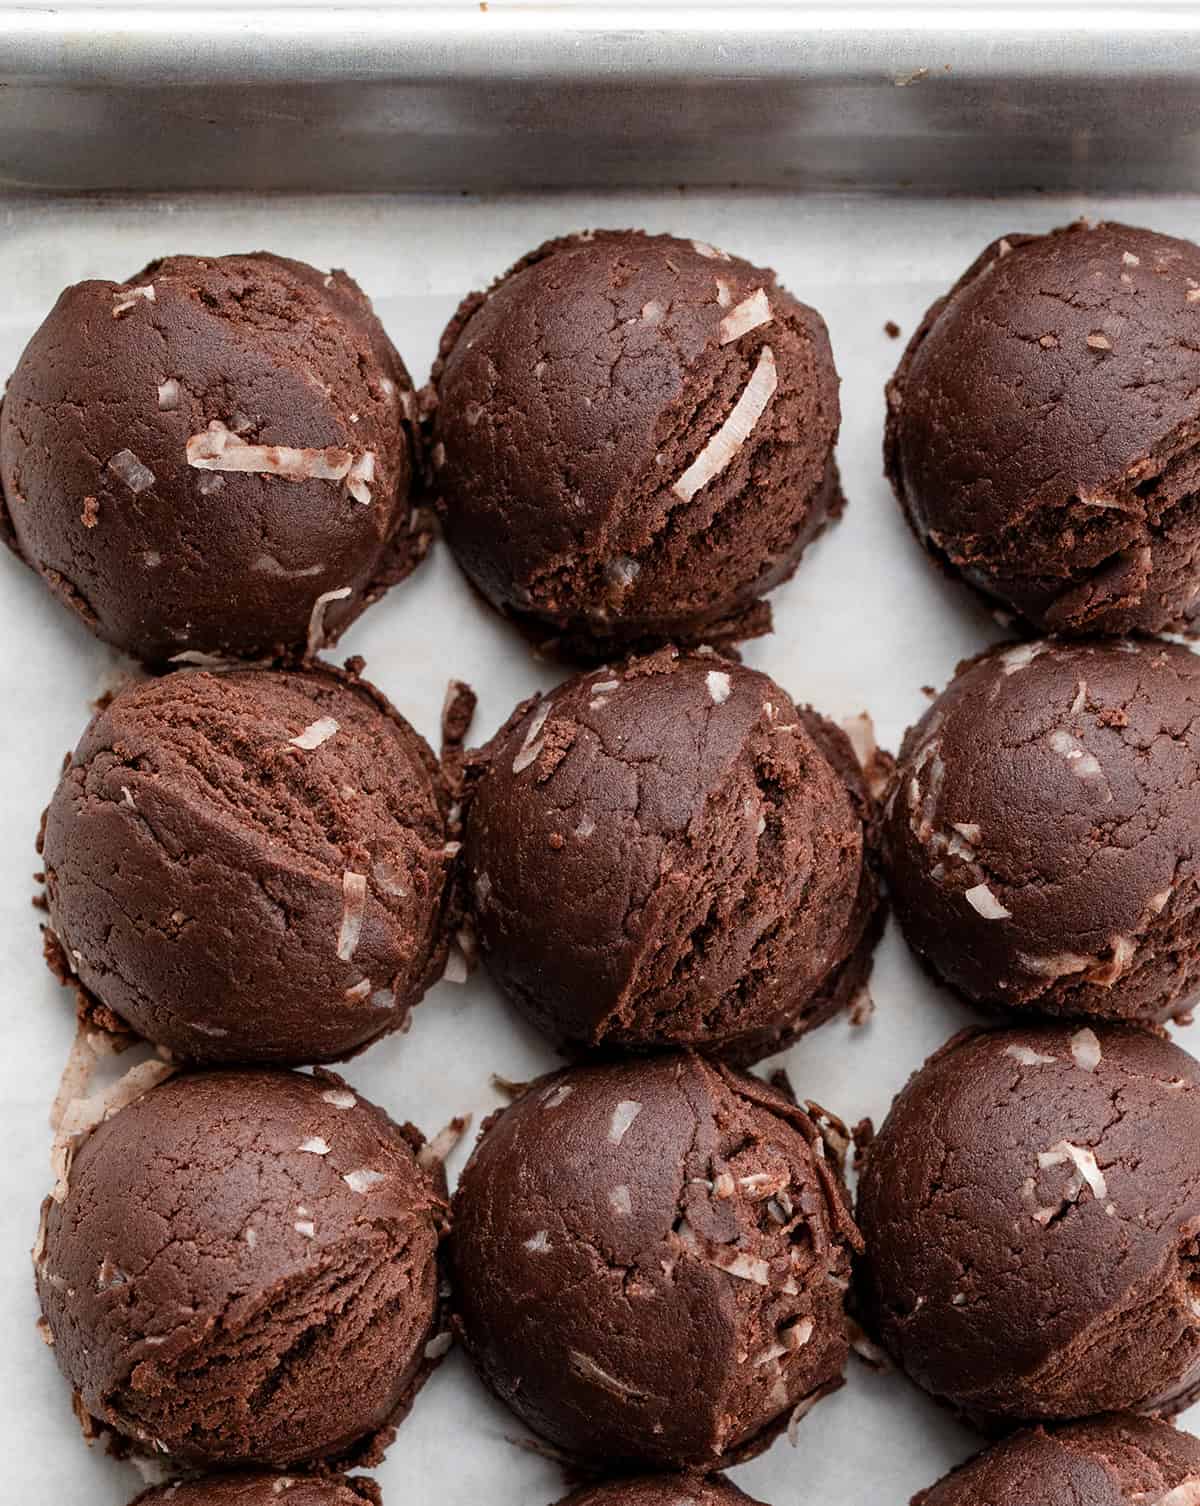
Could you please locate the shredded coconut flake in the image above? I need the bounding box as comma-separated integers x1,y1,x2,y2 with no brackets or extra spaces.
112,284,155,317
965,883,1011,920
1070,1027,1103,1072
187,420,374,505
1000,640,1047,674
541,1082,573,1110
443,948,469,984
306,586,351,657
51,1059,176,1202
343,1168,385,1195
569,1351,646,1398
49,1025,114,1132
1087,934,1137,987
707,669,732,705
156,378,180,411
298,1136,330,1155
672,346,777,502
345,450,377,504
372,856,408,897
715,278,732,307
107,449,156,495
294,1220,316,1238
1018,950,1091,979
952,822,982,844
1087,331,1112,349
343,978,371,1002
425,1331,453,1360
322,1089,357,1110
575,813,596,839
719,288,772,344
692,240,731,261
1038,1140,1108,1201
608,1100,642,1144
787,1392,821,1446
1005,1044,1057,1066
337,871,367,961
1048,728,1104,780
289,717,339,751
524,1230,551,1253
1155,1481,1200,1506
608,1185,632,1216
417,1115,470,1171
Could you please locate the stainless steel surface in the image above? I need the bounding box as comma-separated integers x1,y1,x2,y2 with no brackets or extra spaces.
0,5,1199,194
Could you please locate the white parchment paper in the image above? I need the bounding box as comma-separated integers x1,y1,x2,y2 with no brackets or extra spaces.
1,188,1195,1504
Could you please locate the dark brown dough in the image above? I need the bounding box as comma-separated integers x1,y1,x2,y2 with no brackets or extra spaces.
36,1068,447,1470
463,648,881,1062
881,637,1200,1024
0,253,426,664
40,663,452,1064
857,1024,1200,1429
912,1414,1200,1506
134,1474,380,1505
886,221,1200,635
429,230,842,660
449,1052,862,1470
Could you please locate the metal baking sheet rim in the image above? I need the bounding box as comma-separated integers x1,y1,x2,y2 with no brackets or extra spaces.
2,6,1200,193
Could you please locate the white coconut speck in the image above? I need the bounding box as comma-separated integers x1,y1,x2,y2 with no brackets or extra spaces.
322,1089,356,1110
608,1185,632,1216
1070,1028,1103,1072
298,1137,330,1155
343,1169,385,1195
1005,1044,1057,1066
608,1100,642,1144
707,670,732,705
289,717,339,751
965,883,1011,920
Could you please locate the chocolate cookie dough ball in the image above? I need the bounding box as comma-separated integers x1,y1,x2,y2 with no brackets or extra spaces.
430,230,842,659
36,1068,446,1469
562,1478,765,1506
882,637,1200,1024
913,1415,1200,1506
41,663,451,1064
857,1025,1200,1427
465,649,880,1062
135,1475,380,1506
886,222,1200,636
0,253,425,664
450,1053,861,1469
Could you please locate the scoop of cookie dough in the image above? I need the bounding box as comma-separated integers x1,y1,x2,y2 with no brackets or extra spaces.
430,229,842,659
886,221,1200,635
881,637,1200,1024
464,648,881,1062
135,1474,380,1505
0,252,425,664
40,663,452,1064
36,1067,447,1469
856,1024,1200,1428
449,1052,861,1469
561,1477,765,1506
913,1415,1200,1506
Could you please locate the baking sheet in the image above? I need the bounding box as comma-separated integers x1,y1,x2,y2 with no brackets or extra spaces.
3,187,1198,1504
